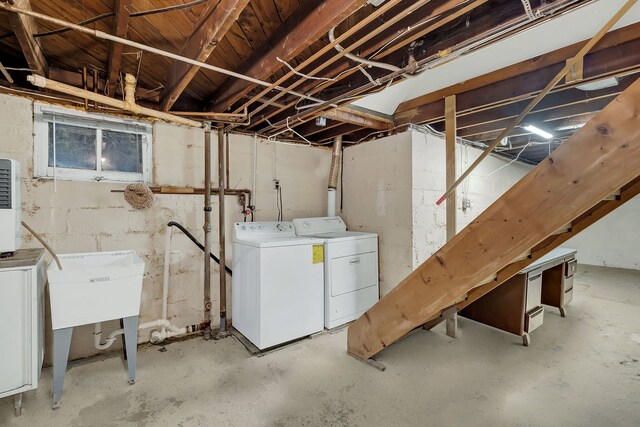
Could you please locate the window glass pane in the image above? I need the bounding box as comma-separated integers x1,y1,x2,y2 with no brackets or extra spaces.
101,130,143,173
48,122,97,170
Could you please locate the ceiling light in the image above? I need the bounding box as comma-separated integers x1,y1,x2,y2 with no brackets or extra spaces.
500,138,509,146
524,125,553,139
368,0,386,6
576,77,618,91
556,123,585,131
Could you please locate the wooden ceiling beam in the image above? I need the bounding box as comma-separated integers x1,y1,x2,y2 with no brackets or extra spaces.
395,21,640,117
396,39,640,127
457,96,614,138
438,75,634,132
208,0,368,113
322,107,394,131
160,0,250,111
248,0,487,132
106,0,132,97
3,0,47,76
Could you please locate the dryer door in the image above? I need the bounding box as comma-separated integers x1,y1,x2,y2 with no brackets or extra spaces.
330,251,378,296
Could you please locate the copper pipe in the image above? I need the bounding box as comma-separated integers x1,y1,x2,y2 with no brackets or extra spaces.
93,68,98,109
203,124,213,340
216,126,228,337
110,186,251,196
225,131,230,190
82,67,88,110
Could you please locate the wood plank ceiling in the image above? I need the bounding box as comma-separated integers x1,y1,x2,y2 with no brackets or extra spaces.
0,0,638,164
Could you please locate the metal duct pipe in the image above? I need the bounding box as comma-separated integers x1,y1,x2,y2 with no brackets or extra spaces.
203,125,213,340
26,74,202,128
217,126,228,338
328,135,343,216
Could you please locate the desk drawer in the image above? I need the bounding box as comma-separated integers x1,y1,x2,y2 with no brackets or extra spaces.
565,259,577,278
526,270,543,313
525,306,544,333
563,288,574,305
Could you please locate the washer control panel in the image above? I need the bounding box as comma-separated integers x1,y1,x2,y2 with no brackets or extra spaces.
234,221,295,238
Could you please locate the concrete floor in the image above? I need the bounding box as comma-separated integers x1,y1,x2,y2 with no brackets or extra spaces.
2,265,639,426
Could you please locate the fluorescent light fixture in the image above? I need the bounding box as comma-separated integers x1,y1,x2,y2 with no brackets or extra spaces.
576,77,618,92
556,123,585,132
524,125,553,139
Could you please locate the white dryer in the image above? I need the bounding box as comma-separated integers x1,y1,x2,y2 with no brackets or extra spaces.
292,217,379,329
232,221,324,349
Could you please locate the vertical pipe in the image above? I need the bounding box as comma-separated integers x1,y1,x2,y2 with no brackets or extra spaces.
93,68,99,109
328,135,343,216
217,126,228,336
161,224,173,334
225,131,230,190
203,125,212,340
82,67,88,110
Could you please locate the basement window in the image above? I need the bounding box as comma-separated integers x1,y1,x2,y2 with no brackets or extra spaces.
34,103,152,183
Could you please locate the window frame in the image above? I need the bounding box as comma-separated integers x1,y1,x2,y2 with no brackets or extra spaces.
34,103,153,183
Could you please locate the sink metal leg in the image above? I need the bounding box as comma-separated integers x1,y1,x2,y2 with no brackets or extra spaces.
52,327,73,409
13,393,22,416
122,316,138,385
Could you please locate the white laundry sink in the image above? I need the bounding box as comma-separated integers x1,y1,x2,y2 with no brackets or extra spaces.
47,251,145,330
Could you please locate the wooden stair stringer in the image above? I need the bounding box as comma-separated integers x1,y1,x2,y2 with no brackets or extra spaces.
347,78,640,361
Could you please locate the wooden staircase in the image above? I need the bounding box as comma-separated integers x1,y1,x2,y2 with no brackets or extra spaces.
347,76,640,362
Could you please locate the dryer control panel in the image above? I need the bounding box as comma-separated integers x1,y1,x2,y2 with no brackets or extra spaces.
234,221,295,239
292,216,347,236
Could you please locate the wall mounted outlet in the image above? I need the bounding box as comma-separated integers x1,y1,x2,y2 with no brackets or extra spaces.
461,198,472,211
273,179,280,190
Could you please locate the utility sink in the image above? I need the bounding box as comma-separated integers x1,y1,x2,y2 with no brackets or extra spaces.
47,251,145,330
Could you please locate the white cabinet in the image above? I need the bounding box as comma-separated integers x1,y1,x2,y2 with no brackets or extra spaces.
0,249,45,416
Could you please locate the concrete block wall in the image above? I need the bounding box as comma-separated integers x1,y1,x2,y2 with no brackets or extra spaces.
341,132,413,296
343,129,532,297
411,130,532,267
0,93,331,362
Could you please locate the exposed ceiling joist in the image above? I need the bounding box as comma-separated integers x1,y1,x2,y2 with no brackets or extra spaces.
395,32,640,127
446,76,633,131
208,0,368,113
3,0,47,76
107,0,132,97
459,97,613,139
161,0,250,112
395,22,640,122
323,107,394,130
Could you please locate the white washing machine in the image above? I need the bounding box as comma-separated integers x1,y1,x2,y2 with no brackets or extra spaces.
292,217,379,329
232,221,324,349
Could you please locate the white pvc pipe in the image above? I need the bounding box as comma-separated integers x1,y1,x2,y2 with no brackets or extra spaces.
93,319,186,350
162,225,173,334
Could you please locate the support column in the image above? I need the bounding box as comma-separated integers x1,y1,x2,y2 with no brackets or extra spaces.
445,95,458,338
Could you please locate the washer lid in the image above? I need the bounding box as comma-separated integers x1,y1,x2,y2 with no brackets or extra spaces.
233,235,324,248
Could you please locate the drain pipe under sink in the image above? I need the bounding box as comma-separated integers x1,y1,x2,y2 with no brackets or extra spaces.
327,135,343,216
